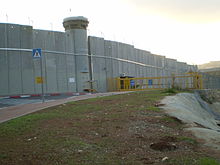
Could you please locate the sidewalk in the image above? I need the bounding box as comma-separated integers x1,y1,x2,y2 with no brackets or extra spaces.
0,92,130,123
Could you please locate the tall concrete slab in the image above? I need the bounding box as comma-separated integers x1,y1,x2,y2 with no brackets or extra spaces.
104,40,113,91
55,32,68,93
56,54,68,93
20,25,35,94
88,36,107,92
140,51,145,77
142,51,148,77
7,24,22,95
136,49,143,77
45,31,55,50
134,49,140,77
21,52,35,94
124,43,130,75
20,25,33,49
0,24,7,48
33,30,47,49
116,42,122,75
149,54,155,67
112,41,119,77
45,53,58,93
8,51,22,95
127,44,135,76
118,43,126,75
104,40,113,79
0,49,9,95
0,24,9,95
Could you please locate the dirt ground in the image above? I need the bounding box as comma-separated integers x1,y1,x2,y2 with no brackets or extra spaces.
0,90,220,165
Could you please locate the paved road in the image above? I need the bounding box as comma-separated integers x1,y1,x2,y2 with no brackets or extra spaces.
0,95,73,109
0,92,130,123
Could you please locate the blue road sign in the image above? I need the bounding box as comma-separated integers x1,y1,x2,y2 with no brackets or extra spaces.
32,48,42,58
148,79,153,85
130,80,135,87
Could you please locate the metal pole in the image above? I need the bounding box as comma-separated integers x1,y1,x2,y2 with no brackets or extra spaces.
40,55,45,103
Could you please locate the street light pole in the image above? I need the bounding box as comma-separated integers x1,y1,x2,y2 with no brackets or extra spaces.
40,55,45,103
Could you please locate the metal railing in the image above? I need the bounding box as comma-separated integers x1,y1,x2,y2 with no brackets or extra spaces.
108,72,203,92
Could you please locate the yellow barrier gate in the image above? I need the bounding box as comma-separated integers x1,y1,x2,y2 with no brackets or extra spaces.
108,72,203,92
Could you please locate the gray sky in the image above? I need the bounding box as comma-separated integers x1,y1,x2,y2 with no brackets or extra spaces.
1,0,220,64
126,0,220,22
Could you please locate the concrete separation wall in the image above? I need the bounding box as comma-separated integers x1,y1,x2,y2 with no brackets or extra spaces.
0,23,77,96
0,18,211,96
88,36,199,92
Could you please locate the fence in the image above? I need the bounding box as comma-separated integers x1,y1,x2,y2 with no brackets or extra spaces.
201,73,220,89
108,72,203,92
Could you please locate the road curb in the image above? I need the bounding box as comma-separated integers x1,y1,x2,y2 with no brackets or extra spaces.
0,92,92,99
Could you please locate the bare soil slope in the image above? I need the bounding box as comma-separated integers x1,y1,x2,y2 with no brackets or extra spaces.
0,90,220,164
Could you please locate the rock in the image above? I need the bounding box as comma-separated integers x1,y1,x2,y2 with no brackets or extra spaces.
154,103,165,107
162,157,169,162
197,89,220,103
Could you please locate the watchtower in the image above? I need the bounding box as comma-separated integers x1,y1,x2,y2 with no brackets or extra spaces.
63,16,90,92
